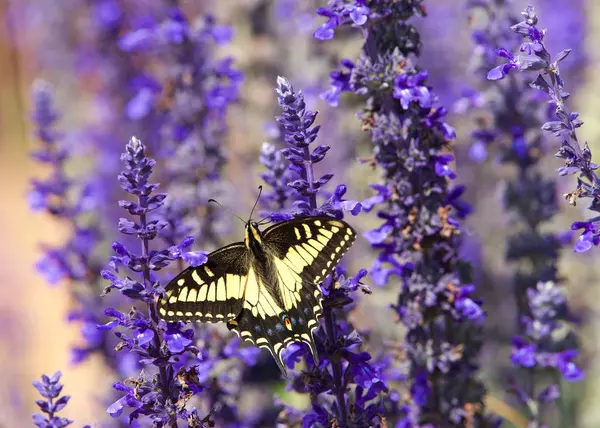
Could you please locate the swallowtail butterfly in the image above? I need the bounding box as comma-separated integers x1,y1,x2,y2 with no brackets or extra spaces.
158,215,356,376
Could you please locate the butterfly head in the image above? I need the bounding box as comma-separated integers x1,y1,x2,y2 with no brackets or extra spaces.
245,221,263,248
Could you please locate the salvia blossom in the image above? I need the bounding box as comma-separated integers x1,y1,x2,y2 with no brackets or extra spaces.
119,7,243,247
317,1,493,425
259,139,299,213
486,5,585,424
487,6,598,254
263,76,384,427
509,281,584,424
100,137,210,425
32,371,88,428
29,81,118,367
118,7,271,425
466,0,566,350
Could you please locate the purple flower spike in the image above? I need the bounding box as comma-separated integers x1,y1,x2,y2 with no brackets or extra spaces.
262,77,387,427
101,137,207,425
32,371,81,428
318,1,493,425
484,5,586,424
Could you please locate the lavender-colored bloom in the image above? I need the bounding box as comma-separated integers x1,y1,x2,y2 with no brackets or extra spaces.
273,76,361,219
259,140,299,213
489,5,598,252
318,2,491,425
101,137,207,425
28,81,124,368
466,0,563,354
485,8,586,424
32,371,90,428
119,7,243,250
119,7,273,424
313,0,372,41
508,281,583,421
260,77,384,427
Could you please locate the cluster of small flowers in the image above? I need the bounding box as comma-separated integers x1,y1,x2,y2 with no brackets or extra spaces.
317,1,492,425
262,76,384,427
119,7,243,247
510,280,583,423
100,137,208,425
32,371,90,428
486,4,585,424
28,3,265,425
28,81,115,367
490,5,600,253
118,6,269,425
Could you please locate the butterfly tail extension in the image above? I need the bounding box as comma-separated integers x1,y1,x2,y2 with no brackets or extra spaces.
285,288,323,366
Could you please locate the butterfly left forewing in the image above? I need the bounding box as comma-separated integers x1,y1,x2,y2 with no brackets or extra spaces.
158,243,248,323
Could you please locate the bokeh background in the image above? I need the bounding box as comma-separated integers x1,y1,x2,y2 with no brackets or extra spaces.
1,0,600,426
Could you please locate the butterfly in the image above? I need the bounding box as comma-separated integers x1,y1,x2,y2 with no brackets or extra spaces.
157,214,356,376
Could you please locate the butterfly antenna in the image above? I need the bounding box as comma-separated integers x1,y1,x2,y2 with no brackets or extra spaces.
208,199,246,224
248,185,263,222
256,214,271,225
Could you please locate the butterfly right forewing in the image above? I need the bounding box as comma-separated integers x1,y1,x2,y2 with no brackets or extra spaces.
261,217,357,365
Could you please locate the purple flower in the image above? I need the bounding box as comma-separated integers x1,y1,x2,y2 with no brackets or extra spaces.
487,48,520,80
410,372,431,407
487,6,596,242
556,350,584,381
433,154,457,180
485,8,586,423
510,337,537,368
571,221,599,252
507,281,585,420
164,323,193,353
320,2,491,424
32,371,88,428
263,77,387,427
394,71,433,109
469,4,585,424
259,140,298,212
313,1,372,41
361,184,391,212
28,80,118,372
102,137,205,425
455,295,485,324
320,59,354,107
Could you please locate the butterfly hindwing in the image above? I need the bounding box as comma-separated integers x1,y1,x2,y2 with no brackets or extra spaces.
226,271,325,376
158,243,248,323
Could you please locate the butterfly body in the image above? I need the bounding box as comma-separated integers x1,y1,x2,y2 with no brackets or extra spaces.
158,217,356,375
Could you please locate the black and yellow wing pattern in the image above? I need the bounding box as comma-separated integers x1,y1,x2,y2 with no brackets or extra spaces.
158,243,248,323
158,216,356,375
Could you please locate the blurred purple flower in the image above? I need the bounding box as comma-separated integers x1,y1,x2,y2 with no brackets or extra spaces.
476,4,586,424
32,371,90,428
509,281,584,417
488,6,598,253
